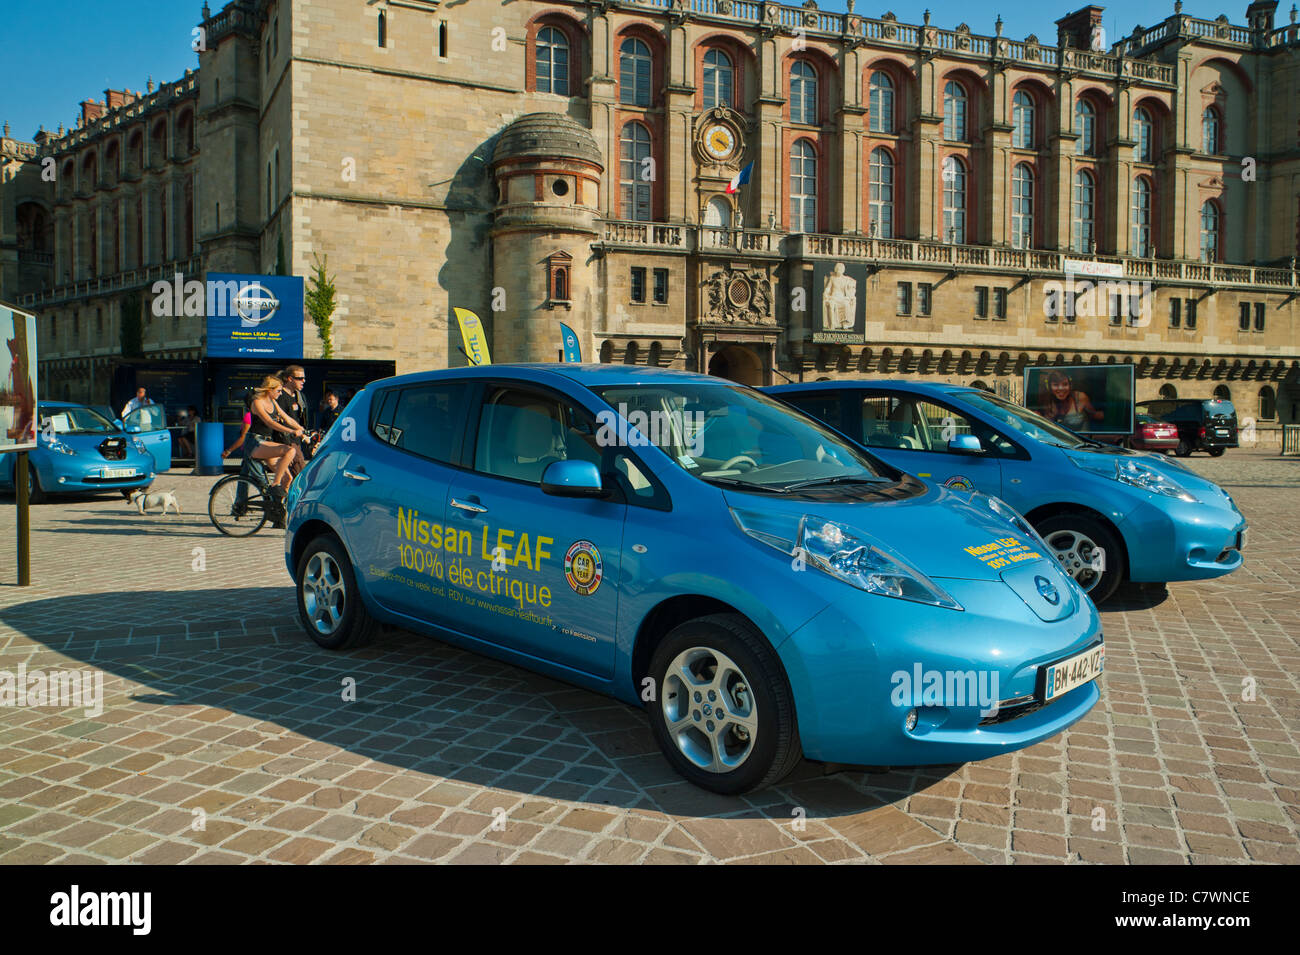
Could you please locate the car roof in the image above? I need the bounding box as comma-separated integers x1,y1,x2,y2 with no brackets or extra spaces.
368,363,737,390
764,379,980,397
37,400,82,408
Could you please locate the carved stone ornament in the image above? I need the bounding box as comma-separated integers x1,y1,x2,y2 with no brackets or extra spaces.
702,268,777,325
717,0,733,13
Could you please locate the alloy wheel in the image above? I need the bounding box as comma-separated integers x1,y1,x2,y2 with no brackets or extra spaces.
302,551,346,635
661,646,758,773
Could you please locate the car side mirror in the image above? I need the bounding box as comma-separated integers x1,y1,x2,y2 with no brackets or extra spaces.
113,419,125,431
541,460,608,498
948,434,983,454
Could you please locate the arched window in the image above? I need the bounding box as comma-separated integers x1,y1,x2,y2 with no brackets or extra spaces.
1012,90,1035,149
868,71,894,134
1132,176,1152,257
377,10,386,48
1071,170,1096,253
1199,200,1220,262
619,121,653,221
620,38,652,107
943,81,967,142
1133,107,1154,162
1213,384,1231,401
536,27,569,96
1259,385,1276,420
1011,162,1034,249
789,140,817,233
1202,106,1221,154
867,147,894,239
942,155,966,243
1159,384,1178,399
1075,99,1097,156
790,60,817,125
702,49,733,109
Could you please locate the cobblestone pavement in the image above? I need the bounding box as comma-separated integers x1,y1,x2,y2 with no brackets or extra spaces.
1,452,1297,865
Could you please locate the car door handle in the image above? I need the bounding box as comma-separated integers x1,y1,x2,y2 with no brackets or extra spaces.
343,469,370,482
450,498,488,515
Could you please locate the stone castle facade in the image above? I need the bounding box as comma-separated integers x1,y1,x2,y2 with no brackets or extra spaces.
2,0,1299,438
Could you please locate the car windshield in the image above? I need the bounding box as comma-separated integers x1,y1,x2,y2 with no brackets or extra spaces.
945,389,1085,449
592,382,889,491
40,405,115,435
125,404,166,431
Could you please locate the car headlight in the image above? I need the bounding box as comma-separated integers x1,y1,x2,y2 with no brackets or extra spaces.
42,438,77,456
1068,453,1197,502
730,508,962,610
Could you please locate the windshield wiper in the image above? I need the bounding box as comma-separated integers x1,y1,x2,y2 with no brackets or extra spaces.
701,476,788,493
780,475,889,491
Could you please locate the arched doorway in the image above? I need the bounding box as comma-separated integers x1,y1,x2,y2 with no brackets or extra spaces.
707,344,763,385
703,196,731,228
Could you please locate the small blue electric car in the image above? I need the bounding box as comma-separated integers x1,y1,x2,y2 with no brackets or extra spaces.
285,366,1104,794
765,380,1247,603
0,401,156,502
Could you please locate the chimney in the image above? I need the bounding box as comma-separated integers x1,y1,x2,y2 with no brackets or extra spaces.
104,88,134,110
1056,5,1107,49
80,98,106,125
1246,0,1278,31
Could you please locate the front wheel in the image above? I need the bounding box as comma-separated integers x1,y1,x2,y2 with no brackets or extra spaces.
1035,513,1125,605
647,613,801,795
294,534,378,650
208,475,269,537
26,462,46,504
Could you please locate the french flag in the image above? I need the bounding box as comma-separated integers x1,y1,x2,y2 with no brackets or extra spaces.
725,161,753,194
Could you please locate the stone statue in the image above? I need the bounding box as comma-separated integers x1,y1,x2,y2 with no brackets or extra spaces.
822,262,857,331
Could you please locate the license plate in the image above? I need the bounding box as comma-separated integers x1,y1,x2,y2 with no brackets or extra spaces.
1043,645,1104,701
101,468,137,479
1215,429,1229,436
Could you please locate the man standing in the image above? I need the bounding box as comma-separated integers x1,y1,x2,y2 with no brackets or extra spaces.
276,364,308,472
121,386,154,419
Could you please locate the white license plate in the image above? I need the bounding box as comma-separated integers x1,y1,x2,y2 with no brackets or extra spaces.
1215,429,1230,435
101,468,138,479
1043,645,1104,701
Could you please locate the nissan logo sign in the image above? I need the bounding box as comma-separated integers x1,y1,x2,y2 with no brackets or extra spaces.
1035,575,1061,606
234,284,280,327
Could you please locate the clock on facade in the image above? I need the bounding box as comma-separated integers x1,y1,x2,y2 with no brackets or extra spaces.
702,123,737,161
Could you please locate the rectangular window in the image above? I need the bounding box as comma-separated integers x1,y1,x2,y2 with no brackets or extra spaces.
1128,294,1141,326
653,268,668,304
974,286,988,318
1045,288,1060,322
1066,288,1082,323
1186,298,1198,329
1254,301,1266,332
918,283,932,316
896,282,912,316
1169,297,1181,327
631,267,646,303
439,21,449,58
994,287,1008,320
1109,293,1123,325
1239,301,1251,331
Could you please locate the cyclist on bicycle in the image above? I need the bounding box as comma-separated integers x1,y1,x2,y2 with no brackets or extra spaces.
249,375,305,505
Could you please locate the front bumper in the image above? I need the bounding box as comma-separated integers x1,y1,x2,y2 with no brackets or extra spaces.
35,456,154,493
1118,495,1246,583
777,575,1103,766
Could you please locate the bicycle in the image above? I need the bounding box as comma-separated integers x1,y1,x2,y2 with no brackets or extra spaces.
207,455,286,537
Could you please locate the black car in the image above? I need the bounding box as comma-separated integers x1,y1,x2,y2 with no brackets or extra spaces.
1134,398,1238,457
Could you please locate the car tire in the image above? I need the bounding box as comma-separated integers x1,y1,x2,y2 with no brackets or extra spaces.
1035,513,1125,605
26,462,46,504
646,613,802,795
1174,438,1192,457
294,534,379,651
1208,447,1225,457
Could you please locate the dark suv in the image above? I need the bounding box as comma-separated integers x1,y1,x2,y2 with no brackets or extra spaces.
1135,398,1238,457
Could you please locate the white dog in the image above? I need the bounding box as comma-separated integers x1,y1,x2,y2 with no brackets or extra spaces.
128,488,181,516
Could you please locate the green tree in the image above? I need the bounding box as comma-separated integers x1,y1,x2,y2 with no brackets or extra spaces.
305,253,336,359
119,289,144,358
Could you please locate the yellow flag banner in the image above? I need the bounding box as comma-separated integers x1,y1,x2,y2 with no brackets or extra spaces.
453,307,492,366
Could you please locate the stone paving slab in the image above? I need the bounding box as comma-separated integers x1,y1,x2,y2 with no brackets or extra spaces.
0,452,1297,864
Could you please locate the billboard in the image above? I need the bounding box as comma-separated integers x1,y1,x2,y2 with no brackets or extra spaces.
1023,364,1135,436
810,260,867,344
206,273,305,359
1,305,38,452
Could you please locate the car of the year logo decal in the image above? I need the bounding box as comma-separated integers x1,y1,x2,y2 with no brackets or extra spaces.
564,540,603,596
942,475,975,491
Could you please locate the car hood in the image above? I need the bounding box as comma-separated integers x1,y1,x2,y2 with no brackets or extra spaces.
1065,444,1239,511
722,480,1057,582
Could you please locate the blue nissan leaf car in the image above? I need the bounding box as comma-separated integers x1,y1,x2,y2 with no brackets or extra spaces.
765,380,1247,604
284,366,1103,794
0,401,156,502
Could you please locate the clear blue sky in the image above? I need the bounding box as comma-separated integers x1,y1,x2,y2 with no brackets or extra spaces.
0,0,1272,142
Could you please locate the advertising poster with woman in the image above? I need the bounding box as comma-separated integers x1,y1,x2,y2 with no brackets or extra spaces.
1023,364,1134,435
1,305,38,452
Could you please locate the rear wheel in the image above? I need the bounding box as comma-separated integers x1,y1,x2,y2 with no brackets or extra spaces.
1208,447,1225,457
208,475,269,537
1174,438,1192,457
1035,513,1125,605
647,613,801,795
294,534,378,650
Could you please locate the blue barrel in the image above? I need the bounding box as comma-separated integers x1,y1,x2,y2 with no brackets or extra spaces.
196,421,225,476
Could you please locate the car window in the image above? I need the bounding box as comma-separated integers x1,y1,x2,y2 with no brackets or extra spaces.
473,387,587,485
859,395,926,450
374,383,466,464
39,405,115,435
124,404,166,432
783,392,842,433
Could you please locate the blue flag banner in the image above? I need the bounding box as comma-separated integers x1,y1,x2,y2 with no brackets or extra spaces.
206,273,305,359
560,322,582,363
